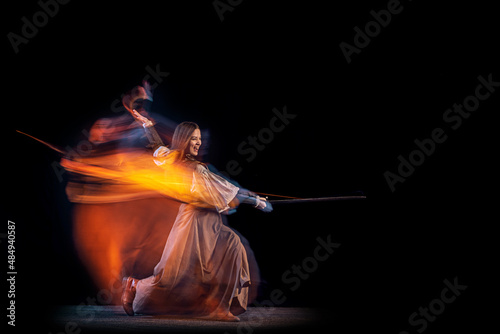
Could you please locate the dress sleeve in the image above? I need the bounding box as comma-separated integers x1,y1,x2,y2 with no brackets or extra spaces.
153,146,179,166
191,164,239,212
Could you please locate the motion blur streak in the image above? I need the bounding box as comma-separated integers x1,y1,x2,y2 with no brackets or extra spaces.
62,113,259,304
72,199,180,304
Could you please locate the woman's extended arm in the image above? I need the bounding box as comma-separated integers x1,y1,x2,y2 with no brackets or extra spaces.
229,191,273,213
131,110,164,151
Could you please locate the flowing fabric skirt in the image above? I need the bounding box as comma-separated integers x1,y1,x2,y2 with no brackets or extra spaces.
133,204,251,317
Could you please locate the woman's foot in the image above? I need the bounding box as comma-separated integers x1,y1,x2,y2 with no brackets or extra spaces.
213,312,240,322
121,277,138,316
222,313,240,322
198,311,241,322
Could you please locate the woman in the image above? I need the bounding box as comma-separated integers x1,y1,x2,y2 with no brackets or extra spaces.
121,120,272,321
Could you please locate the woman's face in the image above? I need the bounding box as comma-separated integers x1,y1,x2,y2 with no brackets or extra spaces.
188,128,202,156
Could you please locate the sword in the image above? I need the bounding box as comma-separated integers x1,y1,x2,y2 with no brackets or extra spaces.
268,195,366,204
16,130,367,206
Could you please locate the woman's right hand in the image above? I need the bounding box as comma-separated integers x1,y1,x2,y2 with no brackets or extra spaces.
132,109,154,128
255,196,273,213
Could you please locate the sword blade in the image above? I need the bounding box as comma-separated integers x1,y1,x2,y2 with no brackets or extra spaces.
268,195,366,204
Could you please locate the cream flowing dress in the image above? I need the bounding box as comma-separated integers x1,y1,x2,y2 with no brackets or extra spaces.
132,157,251,318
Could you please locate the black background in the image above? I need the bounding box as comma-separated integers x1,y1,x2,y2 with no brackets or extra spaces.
4,0,498,333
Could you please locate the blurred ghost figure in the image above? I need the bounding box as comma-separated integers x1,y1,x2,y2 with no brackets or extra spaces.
61,83,270,321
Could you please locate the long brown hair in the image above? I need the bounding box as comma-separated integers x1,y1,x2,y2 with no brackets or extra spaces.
170,121,200,161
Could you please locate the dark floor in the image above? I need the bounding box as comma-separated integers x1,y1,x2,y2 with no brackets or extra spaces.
50,305,329,333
